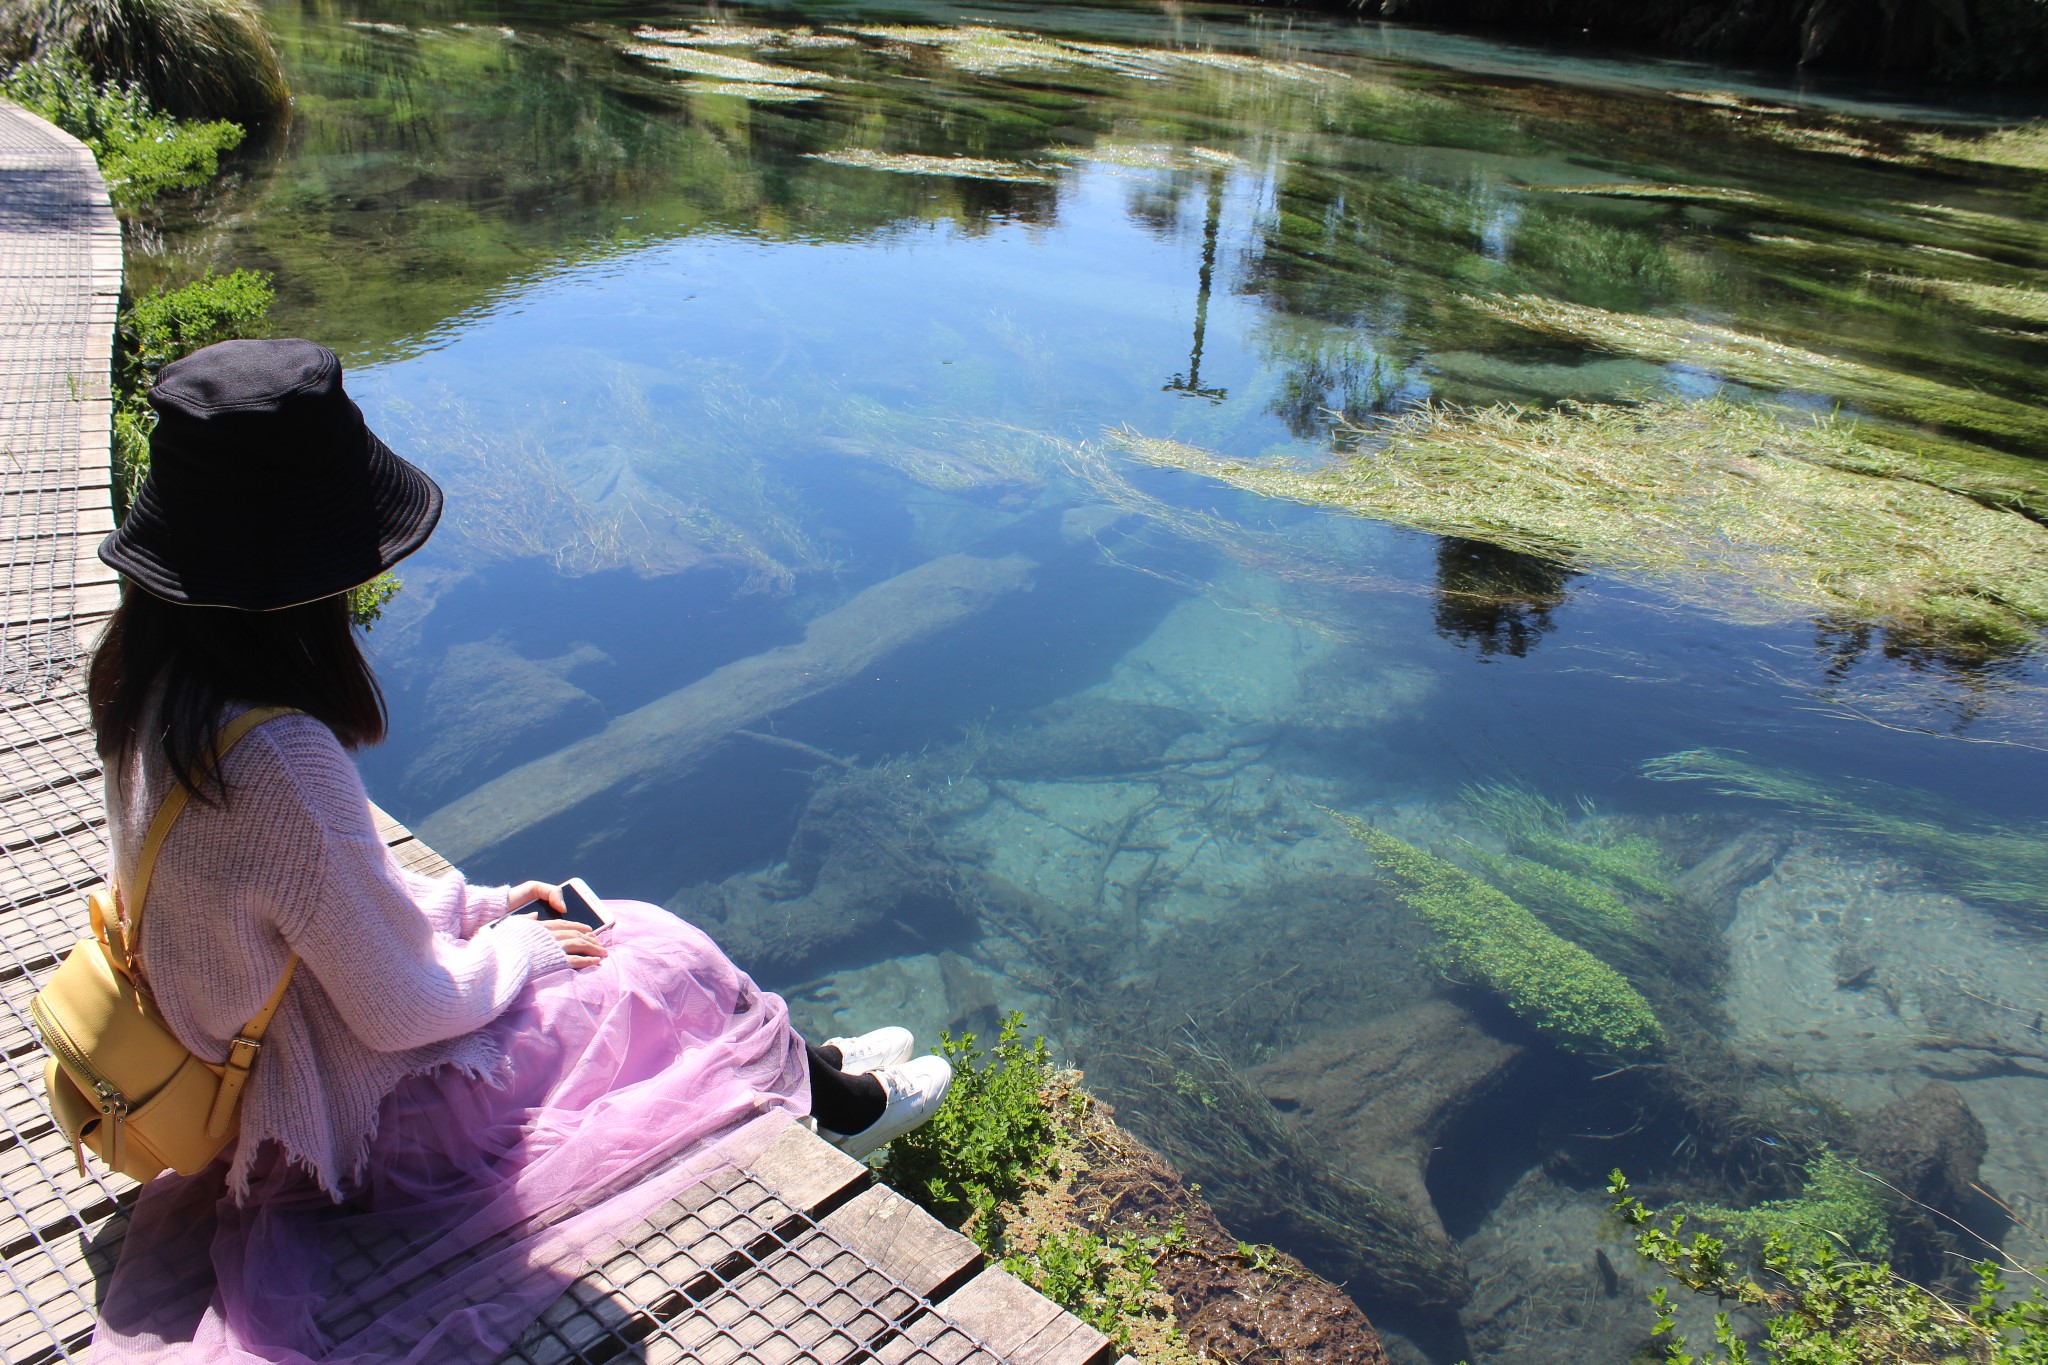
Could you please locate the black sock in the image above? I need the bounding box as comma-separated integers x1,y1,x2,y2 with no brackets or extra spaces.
806,1040,886,1133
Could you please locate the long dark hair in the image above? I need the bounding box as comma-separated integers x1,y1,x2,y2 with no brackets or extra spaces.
88,587,387,802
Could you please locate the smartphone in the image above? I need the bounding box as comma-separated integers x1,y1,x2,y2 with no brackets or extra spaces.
546,877,614,934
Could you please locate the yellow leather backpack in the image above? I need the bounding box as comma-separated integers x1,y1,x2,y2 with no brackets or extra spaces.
32,707,299,1180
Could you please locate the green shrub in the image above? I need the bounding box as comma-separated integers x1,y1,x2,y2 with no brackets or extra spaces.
344,573,404,630
1338,816,1664,1056
878,1013,1070,1241
1611,1169,2048,1364
1,0,288,119
1,52,242,208
113,269,274,501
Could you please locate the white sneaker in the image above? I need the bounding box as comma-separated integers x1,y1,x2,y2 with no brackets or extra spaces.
823,1026,915,1075
823,1056,954,1160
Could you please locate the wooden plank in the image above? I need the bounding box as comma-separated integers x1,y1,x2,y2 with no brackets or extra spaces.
747,1123,870,1217
938,1267,1113,1365
820,1186,982,1302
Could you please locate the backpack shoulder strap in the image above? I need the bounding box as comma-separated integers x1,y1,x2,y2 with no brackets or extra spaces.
106,706,301,973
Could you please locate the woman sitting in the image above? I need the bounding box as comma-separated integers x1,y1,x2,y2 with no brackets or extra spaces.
87,338,950,1363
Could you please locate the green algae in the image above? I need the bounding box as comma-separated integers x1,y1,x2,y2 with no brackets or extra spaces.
1334,814,1664,1057
1882,275,2048,328
1644,749,2048,915
804,148,1050,183
1119,399,2048,659
1463,846,1640,955
1465,294,2048,453
1910,121,2048,173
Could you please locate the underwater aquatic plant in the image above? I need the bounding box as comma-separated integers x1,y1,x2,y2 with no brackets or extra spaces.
1643,749,2048,914
1910,121,2048,173
1117,398,2048,660
1335,815,1664,1057
1466,294,2048,453
1464,782,1678,905
618,43,834,85
1882,276,2048,329
1463,845,1639,953
1684,1149,1893,1262
1611,1170,2047,1365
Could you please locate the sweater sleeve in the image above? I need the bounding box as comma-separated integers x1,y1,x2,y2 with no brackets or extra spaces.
396,865,513,940
249,722,572,1053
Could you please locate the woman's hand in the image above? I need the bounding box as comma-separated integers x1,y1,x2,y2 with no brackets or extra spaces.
507,881,565,916
507,882,607,970
539,918,607,969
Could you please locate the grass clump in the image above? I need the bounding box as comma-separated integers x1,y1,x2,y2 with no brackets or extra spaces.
1,0,287,119
0,52,241,209
1333,814,1664,1056
1002,1224,1189,1355
1644,748,2048,915
1119,398,2048,660
1465,294,2048,453
1611,1169,2047,1364
878,1015,1193,1357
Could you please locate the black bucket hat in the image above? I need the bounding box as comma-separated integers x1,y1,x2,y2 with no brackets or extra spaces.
98,338,442,610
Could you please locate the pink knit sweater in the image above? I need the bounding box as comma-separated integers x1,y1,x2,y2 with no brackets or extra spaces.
105,710,571,1199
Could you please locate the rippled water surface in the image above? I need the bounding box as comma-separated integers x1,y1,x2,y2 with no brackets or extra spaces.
163,4,2048,1358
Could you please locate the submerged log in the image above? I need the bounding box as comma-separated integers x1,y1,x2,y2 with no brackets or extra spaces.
420,553,1037,865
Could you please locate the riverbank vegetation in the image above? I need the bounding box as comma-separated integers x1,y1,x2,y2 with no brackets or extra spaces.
0,0,287,118
877,1017,1193,1359
4,22,393,625
0,52,239,208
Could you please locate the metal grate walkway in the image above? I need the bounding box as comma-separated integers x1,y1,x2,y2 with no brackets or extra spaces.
0,100,1119,1365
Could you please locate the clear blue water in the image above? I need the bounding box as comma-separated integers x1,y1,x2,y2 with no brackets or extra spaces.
160,4,2048,1357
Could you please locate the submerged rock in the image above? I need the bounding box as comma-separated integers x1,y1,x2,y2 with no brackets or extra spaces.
1249,999,1528,1291
1858,1082,1988,1218
1856,1082,1998,1284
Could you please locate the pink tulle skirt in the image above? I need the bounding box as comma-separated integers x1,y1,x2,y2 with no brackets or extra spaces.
92,902,810,1363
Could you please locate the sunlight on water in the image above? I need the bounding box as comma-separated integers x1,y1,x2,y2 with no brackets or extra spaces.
153,3,2048,1357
